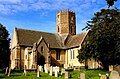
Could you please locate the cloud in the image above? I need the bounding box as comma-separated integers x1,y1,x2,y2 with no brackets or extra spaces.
0,0,119,15
0,0,105,15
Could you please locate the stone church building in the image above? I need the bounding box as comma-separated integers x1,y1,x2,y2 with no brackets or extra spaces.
10,10,98,70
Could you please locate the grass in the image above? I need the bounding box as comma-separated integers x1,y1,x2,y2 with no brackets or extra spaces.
0,69,109,79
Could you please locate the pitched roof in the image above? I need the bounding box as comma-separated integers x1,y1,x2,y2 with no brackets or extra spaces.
15,28,87,49
65,32,87,48
16,28,64,48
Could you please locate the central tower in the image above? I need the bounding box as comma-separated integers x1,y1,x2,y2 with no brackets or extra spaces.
56,10,76,35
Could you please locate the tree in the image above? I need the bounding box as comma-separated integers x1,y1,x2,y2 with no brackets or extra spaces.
0,23,10,68
77,9,120,70
106,0,117,8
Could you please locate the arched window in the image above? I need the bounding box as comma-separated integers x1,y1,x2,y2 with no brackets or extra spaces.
41,46,44,53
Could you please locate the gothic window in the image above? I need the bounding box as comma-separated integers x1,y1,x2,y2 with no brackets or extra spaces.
56,50,60,60
70,49,74,59
41,46,44,53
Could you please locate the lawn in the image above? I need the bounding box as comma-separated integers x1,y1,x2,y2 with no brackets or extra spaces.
0,69,109,79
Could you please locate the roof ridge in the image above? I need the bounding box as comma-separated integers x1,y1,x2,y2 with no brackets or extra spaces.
16,27,55,35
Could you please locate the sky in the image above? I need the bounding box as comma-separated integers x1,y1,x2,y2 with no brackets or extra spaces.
0,0,120,40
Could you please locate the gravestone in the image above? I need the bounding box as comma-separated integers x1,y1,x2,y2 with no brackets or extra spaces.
39,65,43,72
109,70,120,79
55,70,58,77
115,65,120,75
24,69,27,76
65,71,69,79
49,66,53,76
100,74,107,79
61,68,65,75
37,65,40,77
53,66,59,72
8,67,11,76
44,64,48,73
5,67,8,75
80,73,85,79
65,68,73,79
109,65,113,71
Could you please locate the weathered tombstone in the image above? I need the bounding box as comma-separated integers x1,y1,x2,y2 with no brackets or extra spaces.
65,71,69,79
24,65,27,76
5,67,8,75
49,66,53,76
8,67,11,76
55,70,58,77
109,70,120,79
37,65,40,77
44,64,48,73
80,73,85,79
109,65,113,71
115,65,120,75
53,66,59,72
39,65,43,72
24,69,27,76
61,68,65,75
100,74,107,79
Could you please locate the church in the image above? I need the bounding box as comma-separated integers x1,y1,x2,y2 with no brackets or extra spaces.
10,10,95,70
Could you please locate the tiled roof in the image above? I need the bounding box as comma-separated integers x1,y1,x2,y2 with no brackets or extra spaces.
65,32,87,48
16,28,64,48
15,28,87,49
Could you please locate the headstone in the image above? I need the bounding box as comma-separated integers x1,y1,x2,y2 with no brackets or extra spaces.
65,71,69,79
49,66,53,76
115,65,120,75
61,68,65,75
53,66,59,72
24,69,27,76
44,64,48,73
5,67,8,75
24,65,27,76
109,65,113,71
109,70,120,79
8,67,11,76
100,74,107,79
37,65,40,77
55,70,58,77
39,65,43,72
80,73,85,79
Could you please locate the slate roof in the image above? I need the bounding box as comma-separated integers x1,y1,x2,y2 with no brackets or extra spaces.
15,28,87,49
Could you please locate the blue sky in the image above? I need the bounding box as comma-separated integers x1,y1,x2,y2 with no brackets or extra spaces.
0,0,120,39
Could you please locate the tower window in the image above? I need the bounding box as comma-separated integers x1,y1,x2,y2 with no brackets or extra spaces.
58,26,59,32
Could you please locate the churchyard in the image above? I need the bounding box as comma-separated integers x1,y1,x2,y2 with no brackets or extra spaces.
1,64,120,79
0,67,110,79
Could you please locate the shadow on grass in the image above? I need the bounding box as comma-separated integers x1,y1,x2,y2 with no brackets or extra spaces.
0,75,5,79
